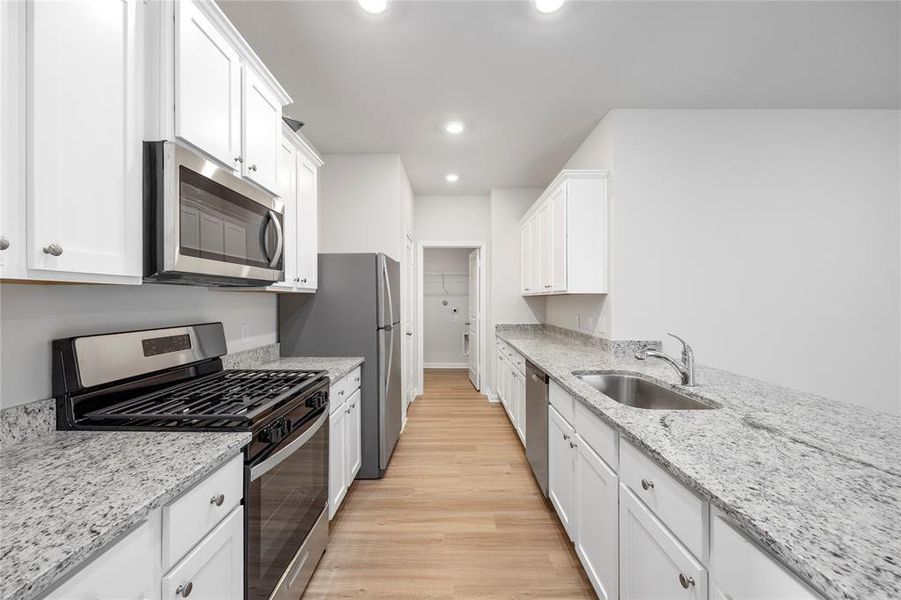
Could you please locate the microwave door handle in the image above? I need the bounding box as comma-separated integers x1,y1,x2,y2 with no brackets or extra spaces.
267,210,284,268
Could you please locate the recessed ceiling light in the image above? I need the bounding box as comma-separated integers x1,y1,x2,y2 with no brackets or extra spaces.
534,0,565,14
444,120,465,135
358,0,388,15
445,174,459,183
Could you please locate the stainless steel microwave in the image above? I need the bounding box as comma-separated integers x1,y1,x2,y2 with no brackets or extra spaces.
144,141,284,286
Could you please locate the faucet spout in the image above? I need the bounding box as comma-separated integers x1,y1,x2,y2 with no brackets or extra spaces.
635,333,697,386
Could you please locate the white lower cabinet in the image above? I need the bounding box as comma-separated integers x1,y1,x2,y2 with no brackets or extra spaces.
496,338,526,446
45,521,155,600
548,404,576,539
575,434,619,600
329,368,363,519
620,485,707,600
162,506,244,600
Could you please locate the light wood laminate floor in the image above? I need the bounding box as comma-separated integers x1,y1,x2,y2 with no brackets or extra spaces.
304,369,596,599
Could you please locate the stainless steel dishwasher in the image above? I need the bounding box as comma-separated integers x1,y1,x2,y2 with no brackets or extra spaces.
525,361,549,496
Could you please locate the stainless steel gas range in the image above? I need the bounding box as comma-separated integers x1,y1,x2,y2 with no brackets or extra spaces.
52,322,328,600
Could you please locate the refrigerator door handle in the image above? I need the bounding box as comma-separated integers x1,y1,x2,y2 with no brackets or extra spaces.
382,258,395,326
385,326,394,398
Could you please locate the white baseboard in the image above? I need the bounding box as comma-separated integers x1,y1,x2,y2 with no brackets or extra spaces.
424,362,469,369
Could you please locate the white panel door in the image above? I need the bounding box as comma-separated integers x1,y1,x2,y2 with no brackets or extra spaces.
575,435,619,600
242,67,281,194
548,405,576,539
28,0,141,278
345,389,362,482
175,0,241,167
467,249,480,390
296,155,319,289
329,407,347,519
620,485,707,600
403,234,415,412
272,135,297,289
549,184,567,292
537,201,552,293
520,222,531,294
162,506,244,600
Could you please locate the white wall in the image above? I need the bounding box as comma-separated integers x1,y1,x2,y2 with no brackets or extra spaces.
319,154,405,261
422,248,470,367
549,109,901,414
0,284,276,408
413,195,491,243
488,188,545,396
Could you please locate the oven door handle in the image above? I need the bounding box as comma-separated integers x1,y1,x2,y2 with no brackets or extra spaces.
250,408,328,481
266,209,284,269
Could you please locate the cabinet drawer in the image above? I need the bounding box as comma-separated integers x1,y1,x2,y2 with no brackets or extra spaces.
573,400,618,471
549,380,575,424
710,512,822,600
620,440,706,559
46,521,154,600
330,367,361,413
163,453,243,569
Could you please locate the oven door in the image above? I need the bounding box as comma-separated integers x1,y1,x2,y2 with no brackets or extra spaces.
246,407,328,600
145,141,285,285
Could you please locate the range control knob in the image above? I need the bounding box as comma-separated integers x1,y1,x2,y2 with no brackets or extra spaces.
259,418,289,444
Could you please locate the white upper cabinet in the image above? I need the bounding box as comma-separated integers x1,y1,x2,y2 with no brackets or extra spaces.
521,170,608,296
27,0,142,281
272,135,299,290
241,67,281,192
174,0,241,168
519,223,531,294
296,153,320,289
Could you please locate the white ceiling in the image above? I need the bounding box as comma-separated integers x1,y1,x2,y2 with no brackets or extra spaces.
220,1,900,195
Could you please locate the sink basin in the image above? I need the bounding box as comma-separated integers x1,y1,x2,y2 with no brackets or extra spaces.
575,373,718,410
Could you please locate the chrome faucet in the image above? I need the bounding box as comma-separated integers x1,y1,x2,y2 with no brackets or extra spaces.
635,333,697,387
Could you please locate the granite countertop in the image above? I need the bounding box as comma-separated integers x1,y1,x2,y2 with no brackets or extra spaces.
496,326,900,600
257,356,365,382
0,431,250,600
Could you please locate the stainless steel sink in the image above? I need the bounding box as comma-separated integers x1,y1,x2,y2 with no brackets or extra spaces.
575,373,718,410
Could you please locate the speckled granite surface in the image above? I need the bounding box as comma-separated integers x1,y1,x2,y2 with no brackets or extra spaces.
221,342,281,369
257,356,365,382
496,326,901,600
0,431,250,600
0,399,54,448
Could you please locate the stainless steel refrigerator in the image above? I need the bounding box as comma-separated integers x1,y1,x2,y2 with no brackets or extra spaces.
278,253,402,479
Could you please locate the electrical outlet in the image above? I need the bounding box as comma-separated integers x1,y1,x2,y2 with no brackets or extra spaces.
241,324,250,344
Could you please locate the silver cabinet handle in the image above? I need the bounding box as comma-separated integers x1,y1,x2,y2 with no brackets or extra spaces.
0,236,8,251
346,408,351,414
338,390,345,396
569,441,577,449
641,479,655,491
301,277,307,283
679,573,695,589
43,243,63,256
209,493,225,506
355,376,361,383
234,156,244,164
249,164,258,172
562,433,570,440
176,581,193,597
406,332,413,337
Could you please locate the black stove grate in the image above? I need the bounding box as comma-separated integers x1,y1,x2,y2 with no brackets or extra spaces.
83,369,324,423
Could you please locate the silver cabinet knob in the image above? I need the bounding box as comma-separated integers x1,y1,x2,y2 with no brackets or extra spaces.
209,493,225,507
338,390,345,396
43,243,63,256
346,408,351,414
176,582,193,597
562,433,570,440
678,573,695,589
406,332,413,337
0,236,9,251
569,441,577,449
300,277,307,283
641,478,655,491
294,277,299,283
249,164,258,172
234,156,244,164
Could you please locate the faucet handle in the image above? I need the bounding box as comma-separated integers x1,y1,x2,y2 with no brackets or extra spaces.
666,332,694,361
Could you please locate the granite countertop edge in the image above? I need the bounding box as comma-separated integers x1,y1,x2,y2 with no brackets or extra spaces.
3,433,250,600
495,328,895,600
256,356,365,382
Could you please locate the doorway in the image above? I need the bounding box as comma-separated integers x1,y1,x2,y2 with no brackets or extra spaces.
417,242,486,394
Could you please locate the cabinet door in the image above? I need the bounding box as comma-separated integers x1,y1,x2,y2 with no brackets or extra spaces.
537,201,552,293
162,506,244,600
529,216,541,295
329,407,347,519
296,155,319,289
46,521,154,600
28,0,141,278
345,389,362,483
575,435,619,600
510,369,523,442
549,185,567,291
1,0,25,278
548,405,576,539
516,371,527,444
520,222,531,294
272,135,297,289
496,354,507,408
175,0,241,168
620,485,707,600
242,67,281,193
